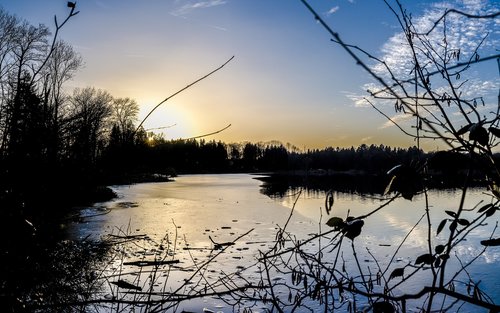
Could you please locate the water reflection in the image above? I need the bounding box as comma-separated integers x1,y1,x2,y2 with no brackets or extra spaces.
261,177,500,307
257,173,389,198
262,178,500,275
68,174,500,310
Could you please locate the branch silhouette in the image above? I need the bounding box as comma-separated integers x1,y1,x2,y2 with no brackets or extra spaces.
181,123,231,141
144,123,177,132
135,55,235,134
31,2,80,84
419,8,499,35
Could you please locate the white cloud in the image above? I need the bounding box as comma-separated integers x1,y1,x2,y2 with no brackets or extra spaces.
326,6,340,16
210,25,228,31
380,113,413,129
172,0,227,16
373,0,499,79
347,0,499,133
344,91,370,108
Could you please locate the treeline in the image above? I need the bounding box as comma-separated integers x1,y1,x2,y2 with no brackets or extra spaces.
133,139,474,178
136,139,495,192
139,140,425,175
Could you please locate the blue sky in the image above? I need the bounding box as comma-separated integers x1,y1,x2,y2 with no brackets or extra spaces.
1,0,498,150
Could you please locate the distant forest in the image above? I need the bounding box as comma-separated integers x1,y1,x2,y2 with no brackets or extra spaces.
114,138,495,186
120,139,426,175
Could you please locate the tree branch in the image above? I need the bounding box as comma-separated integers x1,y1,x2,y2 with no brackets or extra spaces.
181,123,232,141
135,55,235,133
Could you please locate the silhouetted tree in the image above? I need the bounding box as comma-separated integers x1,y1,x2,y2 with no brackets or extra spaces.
260,144,288,170
67,87,112,167
41,40,82,165
109,97,139,144
242,142,261,170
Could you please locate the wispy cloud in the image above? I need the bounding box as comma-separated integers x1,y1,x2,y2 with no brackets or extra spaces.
344,90,371,108
346,0,499,131
172,0,228,16
379,113,413,129
326,6,340,16
372,0,498,78
209,24,228,31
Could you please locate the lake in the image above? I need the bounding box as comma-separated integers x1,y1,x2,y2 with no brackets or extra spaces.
68,173,500,312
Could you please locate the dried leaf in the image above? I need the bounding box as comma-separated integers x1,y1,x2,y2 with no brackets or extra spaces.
389,267,404,280
325,191,334,215
343,219,364,240
478,203,494,213
326,217,344,229
415,253,434,265
435,244,445,254
436,219,447,235
469,124,489,146
445,210,457,218
485,206,497,217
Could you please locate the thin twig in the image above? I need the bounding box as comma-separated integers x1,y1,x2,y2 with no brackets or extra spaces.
135,56,235,133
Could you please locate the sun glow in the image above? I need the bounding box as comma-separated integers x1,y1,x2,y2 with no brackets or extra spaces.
138,99,196,140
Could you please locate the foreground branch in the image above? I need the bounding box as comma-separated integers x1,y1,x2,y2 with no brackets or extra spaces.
182,123,232,141
135,56,235,133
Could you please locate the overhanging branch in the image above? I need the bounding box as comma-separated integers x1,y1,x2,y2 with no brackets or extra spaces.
135,55,235,134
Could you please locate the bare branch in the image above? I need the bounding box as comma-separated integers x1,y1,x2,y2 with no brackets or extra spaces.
135,55,235,133
420,8,499,36
181,123,232,140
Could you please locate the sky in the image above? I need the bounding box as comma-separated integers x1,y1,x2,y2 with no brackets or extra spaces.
1,0,498,150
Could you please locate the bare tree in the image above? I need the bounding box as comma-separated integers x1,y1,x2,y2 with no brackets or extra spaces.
109,97,139,144
40,40,82,164
0,9,19,149
66,87,113,166
0,4,78,160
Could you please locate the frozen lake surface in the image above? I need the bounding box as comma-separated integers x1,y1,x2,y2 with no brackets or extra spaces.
68,174,500,312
